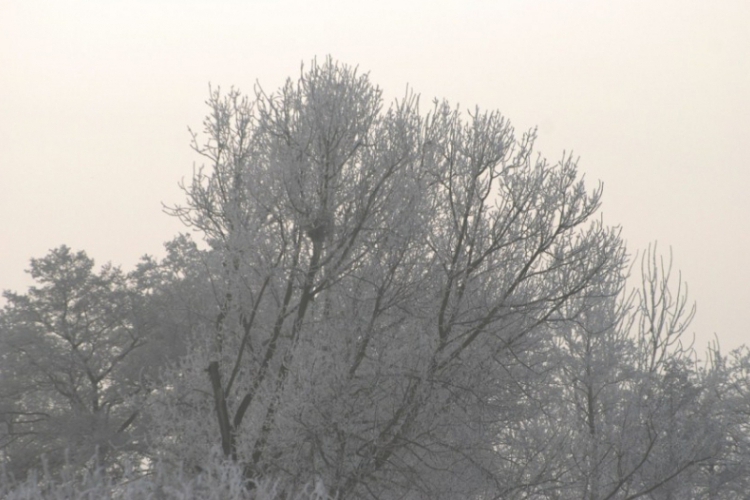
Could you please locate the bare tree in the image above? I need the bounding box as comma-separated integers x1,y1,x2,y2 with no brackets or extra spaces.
0,246,147,477
538,244,719,500
154,57,624,498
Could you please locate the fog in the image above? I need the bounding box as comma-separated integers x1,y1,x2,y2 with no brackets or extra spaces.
1,0,748,351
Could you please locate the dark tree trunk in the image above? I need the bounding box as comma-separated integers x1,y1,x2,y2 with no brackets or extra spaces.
207,361,236,460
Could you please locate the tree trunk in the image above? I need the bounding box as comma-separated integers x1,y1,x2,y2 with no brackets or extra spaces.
208,361,236,460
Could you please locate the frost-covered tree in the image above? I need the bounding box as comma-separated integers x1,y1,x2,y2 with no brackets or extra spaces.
547,254,635,499
127,234,220,379
623,247,717,499
540,245,718,500
684,344,750,499
2,58,749,500
155,57,624,498
0,247,147,477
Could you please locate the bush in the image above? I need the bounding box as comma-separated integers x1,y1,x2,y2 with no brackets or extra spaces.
1,454,334,500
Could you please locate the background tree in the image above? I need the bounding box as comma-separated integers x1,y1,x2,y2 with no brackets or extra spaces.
548,259,635,500
0,246,147,477
686,344,750,499
544,245,718,500
623,246,717,499
127,234,220,379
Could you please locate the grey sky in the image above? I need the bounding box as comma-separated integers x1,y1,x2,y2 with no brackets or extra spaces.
1,0,748,352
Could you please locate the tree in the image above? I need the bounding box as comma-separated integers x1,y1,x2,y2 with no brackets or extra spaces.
127,234,220,379
0,246,147,477
546,255,635,500
623,246,717,499
686,344,750,499
2,58,748,499
154,57,624,498
540,245,719,500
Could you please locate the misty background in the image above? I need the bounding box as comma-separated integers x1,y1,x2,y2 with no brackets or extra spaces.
1,0,748,352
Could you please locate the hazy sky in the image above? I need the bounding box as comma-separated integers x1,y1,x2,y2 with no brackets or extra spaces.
2,0,748,353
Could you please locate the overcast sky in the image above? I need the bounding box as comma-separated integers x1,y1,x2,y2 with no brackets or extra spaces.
1,0,748,353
